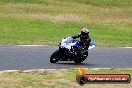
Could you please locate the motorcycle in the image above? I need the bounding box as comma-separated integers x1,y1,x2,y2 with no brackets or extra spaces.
50,37,95,64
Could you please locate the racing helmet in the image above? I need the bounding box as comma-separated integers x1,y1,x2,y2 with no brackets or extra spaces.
81,28,89,36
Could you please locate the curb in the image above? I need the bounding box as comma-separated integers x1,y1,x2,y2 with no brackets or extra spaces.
16,45,49,47
121,47,132,48
73,68,132,70
0,70,20,74
0,68,132,74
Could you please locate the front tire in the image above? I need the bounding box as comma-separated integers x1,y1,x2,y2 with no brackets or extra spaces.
50,50,60,63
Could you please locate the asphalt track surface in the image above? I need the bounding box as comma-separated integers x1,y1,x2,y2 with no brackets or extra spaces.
0,46,132,71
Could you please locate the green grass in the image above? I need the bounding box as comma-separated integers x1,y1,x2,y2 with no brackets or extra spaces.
0,0,131,7
0,0,131,46
0,72,57,88
60,0,132,7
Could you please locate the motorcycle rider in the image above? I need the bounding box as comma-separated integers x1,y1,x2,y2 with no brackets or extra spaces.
72,27,91,55
72,27,91,49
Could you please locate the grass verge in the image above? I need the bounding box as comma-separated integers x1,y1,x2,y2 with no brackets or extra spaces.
0,0,131,46
0,69,132,88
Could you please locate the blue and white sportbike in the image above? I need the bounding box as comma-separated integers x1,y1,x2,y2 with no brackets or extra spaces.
50,37,95,63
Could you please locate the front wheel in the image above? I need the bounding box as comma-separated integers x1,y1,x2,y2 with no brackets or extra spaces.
50,50,60,63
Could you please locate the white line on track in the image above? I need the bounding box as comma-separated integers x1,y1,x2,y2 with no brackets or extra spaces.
16,45,49,46
121,47,132,48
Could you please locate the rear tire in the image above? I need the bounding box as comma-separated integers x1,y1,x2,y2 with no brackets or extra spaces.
50,50,60,63
81,51,88,62
74,60,82,64
74,57,82,64
74,51,88,64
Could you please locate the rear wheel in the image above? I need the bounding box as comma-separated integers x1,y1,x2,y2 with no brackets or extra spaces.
74,56,82,64
74,51,88,64
50,50,60,63
74,60,82,64
81,51,88,62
